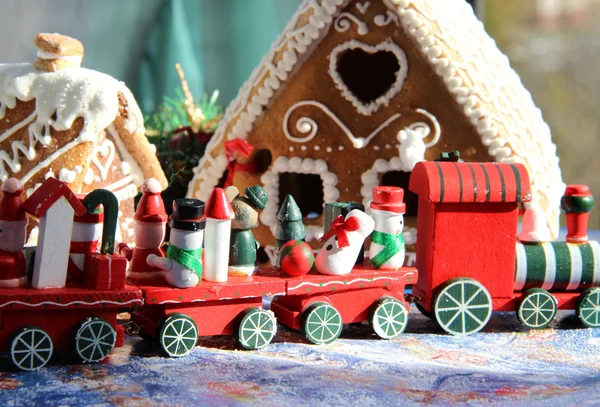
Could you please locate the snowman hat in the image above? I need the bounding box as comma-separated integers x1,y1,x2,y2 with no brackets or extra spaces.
370,186,406,214
170,198,206,231
135,178,167,223
244,185,268,210
0,178,27,224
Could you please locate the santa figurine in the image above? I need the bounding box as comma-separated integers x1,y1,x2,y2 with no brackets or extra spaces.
118,178,167,282
369,186,406,269
315,209,374,276
147,198,206,288
0,178,28,287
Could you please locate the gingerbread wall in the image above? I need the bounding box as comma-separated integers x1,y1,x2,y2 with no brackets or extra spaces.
231,0,493,253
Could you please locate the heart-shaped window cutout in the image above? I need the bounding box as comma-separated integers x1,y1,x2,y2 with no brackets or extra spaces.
329,40,408,116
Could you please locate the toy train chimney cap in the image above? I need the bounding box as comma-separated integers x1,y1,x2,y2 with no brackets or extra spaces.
170,198,206,231
205,188,235,220
370,186,406,214
561,184,594,244
0,178,27,223
135,178,167,223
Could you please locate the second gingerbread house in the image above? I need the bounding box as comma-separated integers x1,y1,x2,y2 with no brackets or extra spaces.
0,34,167,243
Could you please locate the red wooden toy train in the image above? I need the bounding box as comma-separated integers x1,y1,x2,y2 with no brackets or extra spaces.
0,156,598,371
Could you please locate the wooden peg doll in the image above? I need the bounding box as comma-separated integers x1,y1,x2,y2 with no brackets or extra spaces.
227,185,268,276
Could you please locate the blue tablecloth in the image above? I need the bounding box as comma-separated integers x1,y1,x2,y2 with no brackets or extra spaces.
2,309,600,407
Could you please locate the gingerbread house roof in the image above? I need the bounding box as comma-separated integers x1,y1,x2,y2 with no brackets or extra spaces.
189,0,564,237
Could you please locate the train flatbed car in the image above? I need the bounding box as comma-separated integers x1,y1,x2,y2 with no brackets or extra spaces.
0,284,142,371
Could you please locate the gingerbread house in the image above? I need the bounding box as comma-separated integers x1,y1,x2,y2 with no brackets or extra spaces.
0,34,167,244
187,0,564,261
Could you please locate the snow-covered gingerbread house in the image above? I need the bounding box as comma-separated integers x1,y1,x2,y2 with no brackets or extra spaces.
0,33,167,244
187,0,564,260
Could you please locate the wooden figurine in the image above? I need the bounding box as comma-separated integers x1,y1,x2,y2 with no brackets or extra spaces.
204,188,234,282
227,185,268,276
22,177,87,289
278,240,314,277
275,194,305,266
324,202,365,264
68,198,103,282
0,178,28,287
369,186,406,269
315,209,374,276
147,198,206,288
118,178,167,281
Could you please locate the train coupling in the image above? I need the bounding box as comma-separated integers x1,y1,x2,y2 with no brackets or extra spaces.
122,320,142,336
404,293,420,304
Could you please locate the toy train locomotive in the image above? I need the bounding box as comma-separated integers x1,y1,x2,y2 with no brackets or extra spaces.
0,158,598,371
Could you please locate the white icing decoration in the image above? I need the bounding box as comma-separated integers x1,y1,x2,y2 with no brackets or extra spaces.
90,138,116,181
305,225,324,242
0,63,144,182
314,145,320,151
36,50,82,65
392,0,563,237
58,165,82,184
260,156,340,238
326,147,333,153
403,226,417,245
374,10,399,27
328,40,408,116
356,2,370,14
301,145,307,151
397,108,441,170
121,161,131,176
334,12,369,35
289,146,294,152
374,146,380,151
283,100,400,148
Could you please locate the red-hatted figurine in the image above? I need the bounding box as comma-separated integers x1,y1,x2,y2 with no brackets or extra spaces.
0,178,28,287
118,178,167,281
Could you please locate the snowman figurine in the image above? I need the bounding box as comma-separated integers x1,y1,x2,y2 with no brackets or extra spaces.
369,186,406,269
315,209,374,276
147,198,206,288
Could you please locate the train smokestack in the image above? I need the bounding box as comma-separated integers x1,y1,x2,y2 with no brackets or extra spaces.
561,185,594,244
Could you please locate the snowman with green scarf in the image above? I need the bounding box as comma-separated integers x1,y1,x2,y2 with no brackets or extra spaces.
147,198,206,288
369,186,406,269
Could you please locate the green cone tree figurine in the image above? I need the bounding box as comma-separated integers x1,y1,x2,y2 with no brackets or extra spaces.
275,194,305,266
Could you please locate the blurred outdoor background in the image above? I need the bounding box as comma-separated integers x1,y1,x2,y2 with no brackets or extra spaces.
0,0,599,227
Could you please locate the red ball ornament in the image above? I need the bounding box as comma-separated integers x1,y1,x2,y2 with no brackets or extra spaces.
278,240,314,277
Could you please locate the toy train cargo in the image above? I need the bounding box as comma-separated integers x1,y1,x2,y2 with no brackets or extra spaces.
2,156,600,372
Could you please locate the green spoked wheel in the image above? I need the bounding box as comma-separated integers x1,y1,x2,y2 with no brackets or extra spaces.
302,302,343,345
158,314,198,357
434,278,492,336
370,298,409,339
577,287,600,328
517,288,557,329
235,308,277,350
10,326,53,371
75,317,117,362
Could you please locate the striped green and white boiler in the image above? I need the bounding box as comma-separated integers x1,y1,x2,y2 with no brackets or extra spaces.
514,241,600,291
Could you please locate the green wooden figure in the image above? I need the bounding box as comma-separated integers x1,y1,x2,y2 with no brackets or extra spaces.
275,194,305,266
227,185,268,276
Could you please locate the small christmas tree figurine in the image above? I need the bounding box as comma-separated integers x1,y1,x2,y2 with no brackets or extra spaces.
275,195,305,265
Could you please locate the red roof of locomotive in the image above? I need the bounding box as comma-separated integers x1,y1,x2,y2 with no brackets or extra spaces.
409,161,532,204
